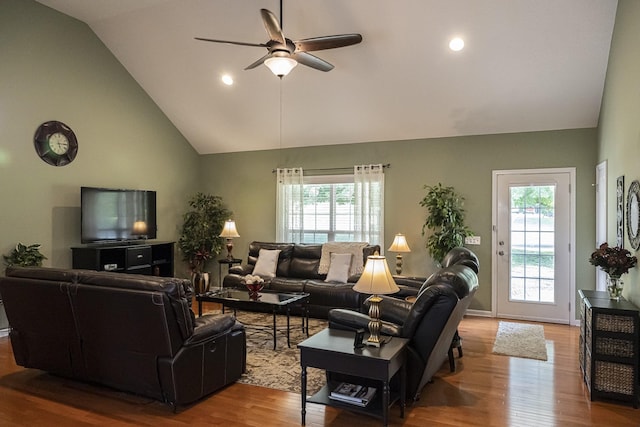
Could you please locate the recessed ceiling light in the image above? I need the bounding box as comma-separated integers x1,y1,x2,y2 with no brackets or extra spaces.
221,74,234,85
449,37,465,52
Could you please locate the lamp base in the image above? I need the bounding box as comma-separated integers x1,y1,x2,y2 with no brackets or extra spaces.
225,239,234,261
365,295,384,347
395,254,403,275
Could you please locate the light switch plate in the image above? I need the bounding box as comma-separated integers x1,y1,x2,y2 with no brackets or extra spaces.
465,236,481,245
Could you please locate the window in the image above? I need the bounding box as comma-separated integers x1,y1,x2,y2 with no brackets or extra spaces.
276,165,384,246
302,175,356,243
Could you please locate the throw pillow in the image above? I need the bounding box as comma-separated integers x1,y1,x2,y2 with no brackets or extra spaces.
325,253,353,284
252,248,281,278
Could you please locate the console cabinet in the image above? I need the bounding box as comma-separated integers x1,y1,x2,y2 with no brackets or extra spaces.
578,289,639,408
71,242,174,277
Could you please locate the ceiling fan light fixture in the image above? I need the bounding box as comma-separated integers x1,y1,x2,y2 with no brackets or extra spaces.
264,56,298,77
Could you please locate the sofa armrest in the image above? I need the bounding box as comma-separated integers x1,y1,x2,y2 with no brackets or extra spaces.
229,264,253,275
185,313,240,345
328,308,403,337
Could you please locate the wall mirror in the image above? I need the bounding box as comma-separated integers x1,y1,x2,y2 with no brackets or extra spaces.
626,179,640,250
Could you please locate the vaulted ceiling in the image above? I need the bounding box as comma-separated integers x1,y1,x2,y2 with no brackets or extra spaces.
35,0,618,154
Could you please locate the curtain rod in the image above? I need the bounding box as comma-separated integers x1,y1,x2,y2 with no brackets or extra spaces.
272,163,391,173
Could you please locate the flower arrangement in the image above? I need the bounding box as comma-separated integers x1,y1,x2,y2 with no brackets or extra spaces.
243,274,265,298
589,243,637,277
244,274,265,285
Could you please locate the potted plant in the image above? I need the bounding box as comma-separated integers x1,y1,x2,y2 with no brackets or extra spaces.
3,243,47,269
178,192,231,293
419,183,473,265
589,242,637,300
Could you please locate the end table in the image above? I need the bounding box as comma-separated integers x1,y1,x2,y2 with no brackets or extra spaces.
218,258,242,289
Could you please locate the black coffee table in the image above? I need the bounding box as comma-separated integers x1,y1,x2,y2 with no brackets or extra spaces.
298,328,408,426
196,288,310,350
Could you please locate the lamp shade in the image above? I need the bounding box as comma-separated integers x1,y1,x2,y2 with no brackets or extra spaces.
352,255,400,295
219,220,240,238
132,221,148,235
264,55,298,77
388,234,411,253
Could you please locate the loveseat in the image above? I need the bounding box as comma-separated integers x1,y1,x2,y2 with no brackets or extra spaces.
222,241,420,318
0,267,246,407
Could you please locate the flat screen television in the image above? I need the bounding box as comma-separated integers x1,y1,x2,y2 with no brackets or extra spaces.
81,186,157,244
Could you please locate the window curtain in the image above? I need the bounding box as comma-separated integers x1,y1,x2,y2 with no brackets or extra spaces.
354,164,384,248
276,168,304,243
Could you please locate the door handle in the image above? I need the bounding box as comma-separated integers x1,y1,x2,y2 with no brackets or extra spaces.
498,251,505,256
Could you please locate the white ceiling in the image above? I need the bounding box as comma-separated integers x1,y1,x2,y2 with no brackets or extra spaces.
35,0,618,155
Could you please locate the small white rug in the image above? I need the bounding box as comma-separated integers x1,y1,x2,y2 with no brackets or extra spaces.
492,321,548,361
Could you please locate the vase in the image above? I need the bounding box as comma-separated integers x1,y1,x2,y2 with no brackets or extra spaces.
607,275,623,301
191,271,210,294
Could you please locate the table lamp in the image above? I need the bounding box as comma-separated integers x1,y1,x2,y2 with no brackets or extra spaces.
352,255,400,347
388,234,411,275
132,221,148,240
219,220,240,260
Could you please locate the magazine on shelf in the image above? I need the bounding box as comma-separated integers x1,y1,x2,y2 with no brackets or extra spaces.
329,382,377,407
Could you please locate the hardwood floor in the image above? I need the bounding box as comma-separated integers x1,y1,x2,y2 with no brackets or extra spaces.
0,316,637,426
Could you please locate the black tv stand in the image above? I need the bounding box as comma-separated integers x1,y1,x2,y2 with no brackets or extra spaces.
71,241,174,277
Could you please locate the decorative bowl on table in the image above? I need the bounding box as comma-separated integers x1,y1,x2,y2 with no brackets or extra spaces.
244,274,265,299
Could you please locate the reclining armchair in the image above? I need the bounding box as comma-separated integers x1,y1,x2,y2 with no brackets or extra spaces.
328,264,478,401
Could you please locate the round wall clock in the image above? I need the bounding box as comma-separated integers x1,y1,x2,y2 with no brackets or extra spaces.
626,179,640,250
33,120,78,166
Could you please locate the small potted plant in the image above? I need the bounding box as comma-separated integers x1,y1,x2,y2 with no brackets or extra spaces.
3,243,47,269
589,243,637,300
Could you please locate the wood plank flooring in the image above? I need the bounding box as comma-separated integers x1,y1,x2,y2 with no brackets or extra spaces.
0,316,638,426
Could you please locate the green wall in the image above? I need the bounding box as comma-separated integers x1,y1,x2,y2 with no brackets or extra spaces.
0,1,199,273
1,0,605,315
598,0,640,307
201,128,598,312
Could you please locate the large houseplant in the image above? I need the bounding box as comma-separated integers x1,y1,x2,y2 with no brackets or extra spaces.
178,193,231,292
3,243,47,269
419,183,473,265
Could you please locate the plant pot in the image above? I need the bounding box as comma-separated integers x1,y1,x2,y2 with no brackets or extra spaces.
191,271,210,294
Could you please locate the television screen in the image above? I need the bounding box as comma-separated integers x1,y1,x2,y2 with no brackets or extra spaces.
81,187,157,244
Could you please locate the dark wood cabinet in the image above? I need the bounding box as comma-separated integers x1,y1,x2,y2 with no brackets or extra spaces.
578,289,639,408
71,242,174,277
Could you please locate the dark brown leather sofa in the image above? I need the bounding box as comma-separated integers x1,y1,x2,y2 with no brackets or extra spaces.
222,241,420,318
0,266,246,407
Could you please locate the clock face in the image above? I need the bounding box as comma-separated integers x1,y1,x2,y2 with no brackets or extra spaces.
34,121,78,166
48,132,69,155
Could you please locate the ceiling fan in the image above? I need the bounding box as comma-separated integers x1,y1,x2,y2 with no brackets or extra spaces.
195,4,362,78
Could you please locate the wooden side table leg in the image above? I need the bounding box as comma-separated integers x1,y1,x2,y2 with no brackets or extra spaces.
382,380,390,426
400,362,406,418
301,365,307,425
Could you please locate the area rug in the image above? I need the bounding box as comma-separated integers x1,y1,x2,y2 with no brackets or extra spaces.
492,321,548,361
203,309,327,394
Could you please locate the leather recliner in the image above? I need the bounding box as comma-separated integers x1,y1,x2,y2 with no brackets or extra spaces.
0,266,246,407
328,263,478,401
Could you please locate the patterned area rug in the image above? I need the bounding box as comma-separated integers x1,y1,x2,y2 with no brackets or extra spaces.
203,309,327,394
492,321,548,361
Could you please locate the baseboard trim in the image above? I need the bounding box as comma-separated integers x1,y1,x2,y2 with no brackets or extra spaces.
0,328,8,338
466,309,492,318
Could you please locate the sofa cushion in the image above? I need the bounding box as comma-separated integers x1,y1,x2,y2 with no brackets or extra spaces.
289,244,324,279
325,253,352,283
304,280,364,310
252,248,281,278
247,242,294,277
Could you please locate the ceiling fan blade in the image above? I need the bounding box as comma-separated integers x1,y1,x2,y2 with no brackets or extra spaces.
195,37,267,48
260,9,286,44
292,52,334,72
294,34,363,52
244,53,271,70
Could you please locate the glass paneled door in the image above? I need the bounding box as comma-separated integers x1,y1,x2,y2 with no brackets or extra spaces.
493,170,574,324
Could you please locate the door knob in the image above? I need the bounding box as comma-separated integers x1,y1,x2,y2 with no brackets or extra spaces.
498,251,505,256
